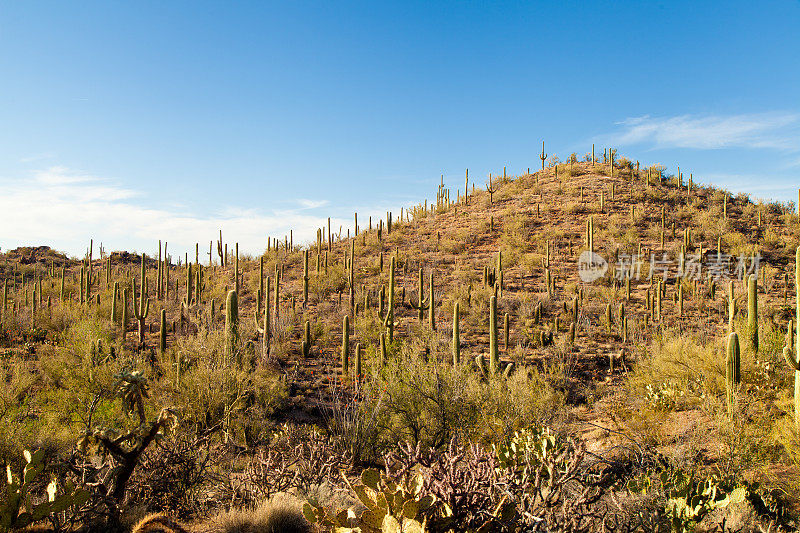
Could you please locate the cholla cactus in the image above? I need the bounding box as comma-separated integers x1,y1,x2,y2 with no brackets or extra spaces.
115,369,150,425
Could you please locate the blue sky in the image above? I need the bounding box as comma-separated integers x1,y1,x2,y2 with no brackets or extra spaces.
1,1,799,257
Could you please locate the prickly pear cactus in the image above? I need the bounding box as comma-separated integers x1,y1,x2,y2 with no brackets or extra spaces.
303,467,434,532
1,449,90,530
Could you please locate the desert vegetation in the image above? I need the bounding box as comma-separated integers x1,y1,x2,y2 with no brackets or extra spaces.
3,149,800,531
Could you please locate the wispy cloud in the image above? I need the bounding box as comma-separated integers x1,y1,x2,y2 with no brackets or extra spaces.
598,112,800,151
296,198,329,210
0,166,354,257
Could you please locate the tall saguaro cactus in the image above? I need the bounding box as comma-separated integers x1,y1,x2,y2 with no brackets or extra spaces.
540,141,547,171
747,274,758,352
111,281,119,324
728,281,736,334
302,250,309,307
255,276,271,357
783,247,800,425
185,262,193,305
428,271,436,331
384,256,396,342
134,254,150,345
122,287,129,340
452,302,460,364
342,315,350,375
489,295,499,374
159,309,167,354
726,332,741,412
225,290,239,362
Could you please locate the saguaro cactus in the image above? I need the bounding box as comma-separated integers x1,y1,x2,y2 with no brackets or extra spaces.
342,315,350,374
452,302,460,364
747,274,758,352
122,287,129,340
302,250,309,307
225,290,239,361
782,246,800,425
540,141,547,171
384,256,396,342
354,343,362,380
380,332,387,366
255,276,271,356
134,255,150,345
726,331,741,411
159,309,167,354
504,313,510,351
185,262,193,305
411,269,428,322
489,295,499,374
428,271,436,331
728,281,736,334
111,281,119,323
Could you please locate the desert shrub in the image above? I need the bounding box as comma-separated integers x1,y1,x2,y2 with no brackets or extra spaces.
173,329,287,444
308,261,348,300
321,375,383,466
241,424,351,504
208,494,311,533
363,344,566,449
126,429,217,518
